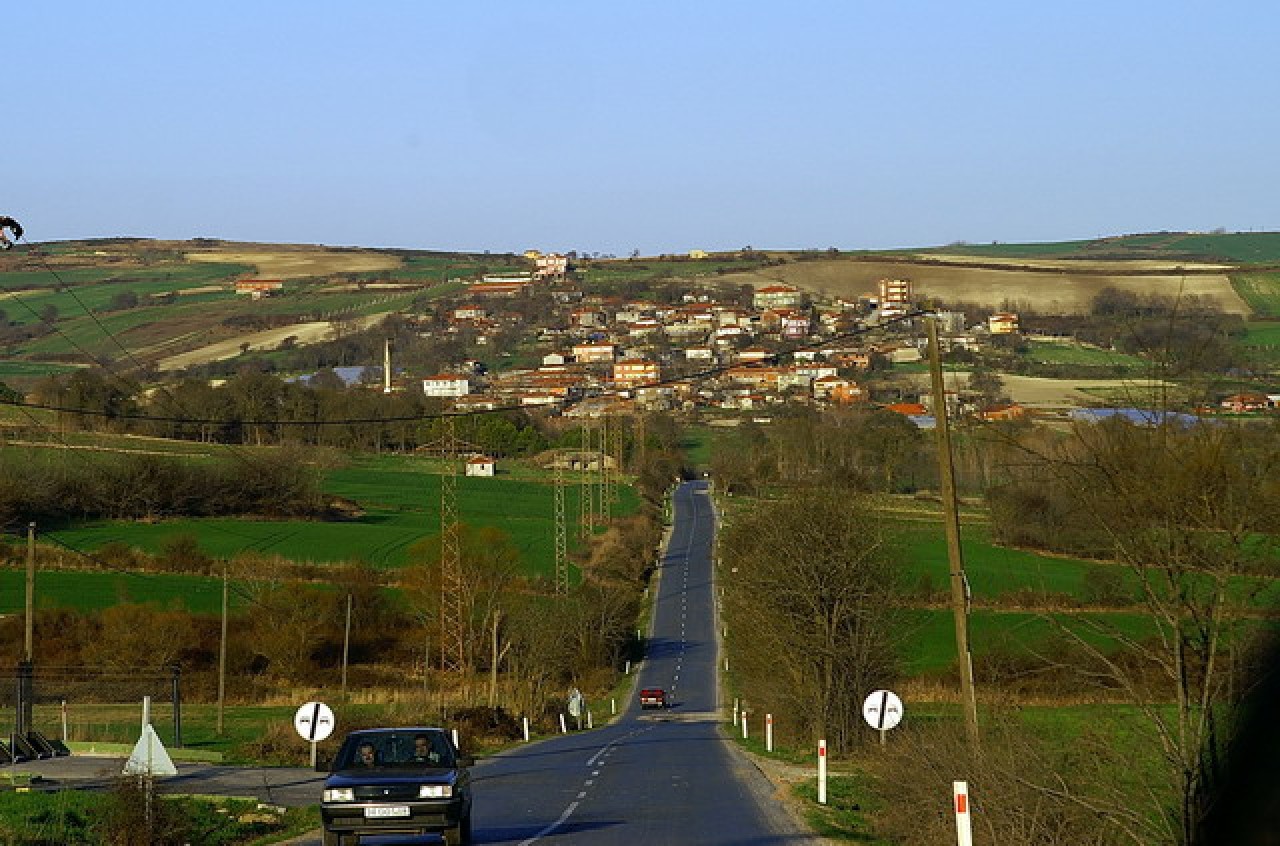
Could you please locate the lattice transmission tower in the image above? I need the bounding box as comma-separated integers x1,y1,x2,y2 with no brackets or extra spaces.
554,455,569,595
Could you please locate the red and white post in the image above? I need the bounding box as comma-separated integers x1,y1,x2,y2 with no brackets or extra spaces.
765,713,773,753
818,739,828,805
953,780,972,846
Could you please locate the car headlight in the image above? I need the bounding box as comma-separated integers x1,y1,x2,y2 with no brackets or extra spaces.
419,784,453,799
323,788,355,802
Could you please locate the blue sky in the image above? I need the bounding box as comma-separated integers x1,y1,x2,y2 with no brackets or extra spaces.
7,1,1278,254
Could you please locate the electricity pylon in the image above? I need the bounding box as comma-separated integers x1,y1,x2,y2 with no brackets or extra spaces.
438,417,466,673
554,455,568,595
579,422,594,536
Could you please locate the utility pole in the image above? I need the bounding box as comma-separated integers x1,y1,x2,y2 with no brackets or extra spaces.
25,523,35,662
341,593,353,699
926,317,980,745
216,564,228,735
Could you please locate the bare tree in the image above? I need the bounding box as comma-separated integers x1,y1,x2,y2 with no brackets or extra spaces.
721,488,903,753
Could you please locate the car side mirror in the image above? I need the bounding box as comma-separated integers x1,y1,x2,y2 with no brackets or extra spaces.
457,755,475,768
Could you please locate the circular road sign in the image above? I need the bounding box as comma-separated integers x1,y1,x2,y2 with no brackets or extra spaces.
862,689,904,731
294,701,336,743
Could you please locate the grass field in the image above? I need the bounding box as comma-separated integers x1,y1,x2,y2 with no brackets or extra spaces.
1021,339,1146,370
913,231,1280,264
1231,272,1280,318
46,454,639,579
0,262,248,326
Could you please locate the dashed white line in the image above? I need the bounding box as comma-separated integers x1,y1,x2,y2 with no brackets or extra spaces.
518,801,580,846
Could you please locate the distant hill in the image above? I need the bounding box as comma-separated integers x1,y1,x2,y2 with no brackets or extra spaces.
900,230,1280,265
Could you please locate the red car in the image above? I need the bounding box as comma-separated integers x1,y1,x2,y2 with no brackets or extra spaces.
639,688,667,709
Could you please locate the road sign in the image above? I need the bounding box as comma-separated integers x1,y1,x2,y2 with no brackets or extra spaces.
294,701,335,743
567,688,583,718
862,689,904,731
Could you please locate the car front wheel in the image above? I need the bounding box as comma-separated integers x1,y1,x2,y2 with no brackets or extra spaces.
443,810,473,845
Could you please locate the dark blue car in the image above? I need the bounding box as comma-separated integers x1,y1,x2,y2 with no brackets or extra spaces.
320,727,473,845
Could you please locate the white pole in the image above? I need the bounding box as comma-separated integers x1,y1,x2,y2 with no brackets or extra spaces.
625,660,630,675
766,714,773,753
954,781,973,846
310,740,318,769
559,714,568,734
733,698,739,727
61,700,68,743
141,696,151,730
818,739,828,805
741,712,748,740
522,717,530,742
451,728,460,750
611,698,616,715
587,710,593,729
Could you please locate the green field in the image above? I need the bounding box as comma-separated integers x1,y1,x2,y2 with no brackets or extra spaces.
0,262,248,325
1232,273,1280,318
0,569,236,615
898,608,1159,674
914,231,1280,264
48,454,639,578
1021,340,1146,370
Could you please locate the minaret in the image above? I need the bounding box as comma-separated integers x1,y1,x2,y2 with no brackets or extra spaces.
383,338,392,394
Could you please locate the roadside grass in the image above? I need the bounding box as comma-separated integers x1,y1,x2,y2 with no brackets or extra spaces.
0,788,318,845
1230,273,1280,317
679,425,719,468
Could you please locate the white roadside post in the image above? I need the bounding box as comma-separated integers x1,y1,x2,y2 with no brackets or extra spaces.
587,710,594,729
522,717,530,742
451,728,460,750
818,739,828,805
766,713,773,753
954,781,973,846
559,714,568,734
61,700,68,744
741,711,748,741
611,698,616,715
733,698,739,727
293,701,335,769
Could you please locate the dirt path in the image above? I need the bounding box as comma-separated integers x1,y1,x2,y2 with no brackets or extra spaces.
156,313,390,371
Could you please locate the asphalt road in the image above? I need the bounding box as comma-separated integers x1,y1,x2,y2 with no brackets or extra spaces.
17,481,816,845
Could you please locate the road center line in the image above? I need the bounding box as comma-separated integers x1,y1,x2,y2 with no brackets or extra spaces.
518,801,580,846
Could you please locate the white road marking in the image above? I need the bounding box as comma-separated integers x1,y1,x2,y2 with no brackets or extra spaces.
518,801,580,846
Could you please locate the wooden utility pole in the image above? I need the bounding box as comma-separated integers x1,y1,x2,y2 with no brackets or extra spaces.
340,593,353,699
216,565,229,735
25,522,35,662
926,317,980,745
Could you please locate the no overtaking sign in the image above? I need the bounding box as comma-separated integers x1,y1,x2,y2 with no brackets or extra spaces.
862,689,903,731
294,701,336,743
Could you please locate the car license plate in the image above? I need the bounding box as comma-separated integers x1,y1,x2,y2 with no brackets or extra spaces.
365,805,411,818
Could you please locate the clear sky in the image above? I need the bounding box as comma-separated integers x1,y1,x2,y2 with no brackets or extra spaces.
7,1,1278,255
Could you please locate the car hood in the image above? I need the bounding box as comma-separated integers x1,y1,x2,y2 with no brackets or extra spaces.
325,769,460,789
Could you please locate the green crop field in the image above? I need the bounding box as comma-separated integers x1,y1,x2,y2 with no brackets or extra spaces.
0,568,237,615
47,454,639,578
898,608,1160,674
1232,273,1280,318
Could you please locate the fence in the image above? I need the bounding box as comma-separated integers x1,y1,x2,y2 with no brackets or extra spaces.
2,663,183,751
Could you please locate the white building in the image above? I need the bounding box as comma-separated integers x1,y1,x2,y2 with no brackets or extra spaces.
422,375,471,398
465,455,496,477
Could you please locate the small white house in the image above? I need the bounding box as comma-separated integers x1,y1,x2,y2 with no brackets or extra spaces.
422,374,471,398
465,455,496,477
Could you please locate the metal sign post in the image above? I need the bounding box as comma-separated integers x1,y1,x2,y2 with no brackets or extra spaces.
294,701,335,768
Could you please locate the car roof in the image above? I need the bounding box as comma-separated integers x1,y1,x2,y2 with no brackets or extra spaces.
346,727,446,736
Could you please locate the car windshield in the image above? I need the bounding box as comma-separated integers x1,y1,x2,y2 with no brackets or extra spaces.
334,730,455,770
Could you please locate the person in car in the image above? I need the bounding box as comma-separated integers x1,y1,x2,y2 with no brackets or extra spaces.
356,742,378,767
412,733,444,765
